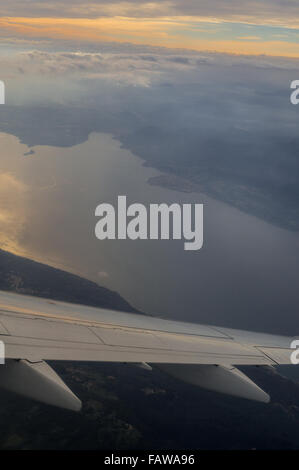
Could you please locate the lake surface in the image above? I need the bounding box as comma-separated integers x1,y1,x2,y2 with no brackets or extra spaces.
1,131,299,334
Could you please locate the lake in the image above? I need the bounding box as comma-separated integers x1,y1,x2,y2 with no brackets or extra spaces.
1,130,299,334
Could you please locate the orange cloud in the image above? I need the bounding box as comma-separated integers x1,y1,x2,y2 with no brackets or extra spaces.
1,16,299,57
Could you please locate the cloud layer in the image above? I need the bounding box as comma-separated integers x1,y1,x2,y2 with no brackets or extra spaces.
1,1,299,57
0,1,299,27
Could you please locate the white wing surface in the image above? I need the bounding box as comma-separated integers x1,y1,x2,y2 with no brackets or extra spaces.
0,291,294,410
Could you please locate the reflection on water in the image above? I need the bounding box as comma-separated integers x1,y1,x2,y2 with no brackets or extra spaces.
1,131,299,334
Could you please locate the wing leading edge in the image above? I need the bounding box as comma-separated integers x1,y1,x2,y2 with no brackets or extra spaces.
0,291,294,410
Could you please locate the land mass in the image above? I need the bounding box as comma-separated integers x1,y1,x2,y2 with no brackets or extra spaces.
0,249,136,313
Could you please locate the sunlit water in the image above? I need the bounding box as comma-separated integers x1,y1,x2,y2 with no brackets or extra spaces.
1,131,299,334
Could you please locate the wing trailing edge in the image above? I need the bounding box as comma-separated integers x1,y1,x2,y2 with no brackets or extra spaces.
0,290,293,409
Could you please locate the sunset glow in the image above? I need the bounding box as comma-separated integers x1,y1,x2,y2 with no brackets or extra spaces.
1,13,299,57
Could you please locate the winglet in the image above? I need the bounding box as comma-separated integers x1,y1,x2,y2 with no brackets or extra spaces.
0,359,82,411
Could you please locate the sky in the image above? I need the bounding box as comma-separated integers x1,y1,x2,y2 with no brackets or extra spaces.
1,0,299,57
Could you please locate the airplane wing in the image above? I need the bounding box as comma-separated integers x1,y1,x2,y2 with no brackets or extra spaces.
0,290,295,411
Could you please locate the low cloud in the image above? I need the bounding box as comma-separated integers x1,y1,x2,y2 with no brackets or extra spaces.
0,49,212,86
2,48,299,84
